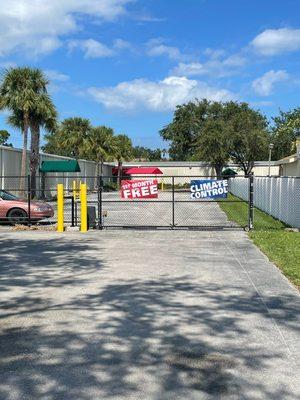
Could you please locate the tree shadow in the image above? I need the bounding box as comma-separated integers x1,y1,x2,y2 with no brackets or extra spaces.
0,272,299,399
0,237,105,291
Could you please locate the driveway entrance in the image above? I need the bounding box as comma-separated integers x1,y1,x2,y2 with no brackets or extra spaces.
0,230,299,399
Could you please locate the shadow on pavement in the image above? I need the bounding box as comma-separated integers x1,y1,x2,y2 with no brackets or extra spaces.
0,237,104,291
0,237,299,399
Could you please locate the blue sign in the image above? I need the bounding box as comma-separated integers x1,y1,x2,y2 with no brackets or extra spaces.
191,179,228,199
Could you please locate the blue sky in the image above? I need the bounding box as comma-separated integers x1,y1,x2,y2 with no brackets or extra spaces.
0,0,300,149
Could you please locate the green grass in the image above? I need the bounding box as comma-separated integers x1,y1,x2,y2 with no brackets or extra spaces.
219,194,300,287
249,231,300,287
219,194,285,230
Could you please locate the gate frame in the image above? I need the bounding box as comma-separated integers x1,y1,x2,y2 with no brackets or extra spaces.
97,174,253,231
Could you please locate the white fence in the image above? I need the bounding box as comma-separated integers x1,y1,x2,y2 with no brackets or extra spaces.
229,176,300,228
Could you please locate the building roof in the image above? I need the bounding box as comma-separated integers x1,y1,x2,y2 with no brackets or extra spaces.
106,160,278,168
112,167,163,175
126,167,163,175
274,153,298,165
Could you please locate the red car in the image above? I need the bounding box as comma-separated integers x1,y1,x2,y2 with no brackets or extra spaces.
0,190,54,224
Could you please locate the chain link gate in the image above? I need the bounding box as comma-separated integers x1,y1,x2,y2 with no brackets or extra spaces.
98,175,254,230
0,174,253,229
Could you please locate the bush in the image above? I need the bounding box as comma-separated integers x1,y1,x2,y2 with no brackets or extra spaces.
103,181,118,192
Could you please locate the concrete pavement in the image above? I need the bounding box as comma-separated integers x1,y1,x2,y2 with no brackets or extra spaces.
0,230,299,399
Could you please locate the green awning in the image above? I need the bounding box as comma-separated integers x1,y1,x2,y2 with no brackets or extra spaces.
40,160,81,173
221,168,237,176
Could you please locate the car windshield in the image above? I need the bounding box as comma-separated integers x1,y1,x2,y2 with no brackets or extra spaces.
0,190,20,201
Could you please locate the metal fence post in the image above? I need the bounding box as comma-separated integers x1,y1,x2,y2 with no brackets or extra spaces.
71,196,75,227
27,175,31,226
172,176,175,228
248,173,254,230
75,201,78,227
97,175,103,230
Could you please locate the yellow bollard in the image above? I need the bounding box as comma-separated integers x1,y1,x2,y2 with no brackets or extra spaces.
161,178,164,191
57,184,65,232
80,183,88,232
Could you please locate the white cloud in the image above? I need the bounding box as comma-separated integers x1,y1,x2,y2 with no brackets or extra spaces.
68,38,135,58
68,39,115,58
251,28,300,56
113,38,133,51
204,48,226,59
146,39,184,60
88,76,234,112
223,54,246,67
172,62,206,76
0,0,132,57
134,14,165,23
252,70,289,96
171,54,246,77
45,70,70,82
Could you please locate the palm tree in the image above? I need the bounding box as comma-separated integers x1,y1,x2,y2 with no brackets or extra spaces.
29,94,57,197
113,134,133,187
83,126,117,187
7,94,57,198
0,67,49,195
59,117,92,159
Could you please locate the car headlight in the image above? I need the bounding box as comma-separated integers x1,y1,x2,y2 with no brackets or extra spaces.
33,207,45,212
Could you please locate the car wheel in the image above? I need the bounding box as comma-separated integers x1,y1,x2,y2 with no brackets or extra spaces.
7,208,28,225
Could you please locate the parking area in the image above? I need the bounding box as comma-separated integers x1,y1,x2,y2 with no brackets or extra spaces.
46,191,239,228
101,191,236,228
0,229,299,399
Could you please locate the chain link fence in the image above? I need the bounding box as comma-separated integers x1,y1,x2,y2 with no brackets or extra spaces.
100,175,251,229
1,174,254,229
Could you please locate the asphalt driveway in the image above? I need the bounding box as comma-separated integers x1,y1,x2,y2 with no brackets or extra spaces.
0,230,299,400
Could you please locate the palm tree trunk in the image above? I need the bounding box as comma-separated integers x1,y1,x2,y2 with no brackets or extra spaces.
19,114,29,197
94,161,100,189
30,120,40,198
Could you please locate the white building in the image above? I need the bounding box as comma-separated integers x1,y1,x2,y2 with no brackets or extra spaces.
276,137,300,177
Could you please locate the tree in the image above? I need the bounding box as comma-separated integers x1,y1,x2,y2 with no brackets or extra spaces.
113,134,133,186
0,130,12,147
160,99,210,160
160,100,229,175
0,67,50,195
271,108,300,160
29,94,57,196
59,117,92,159
132,146,162,161
193,101,233,176
7,95,57,197
148,148,162,161
83,126,117,187
43,117,92,158
42,129,66,156
224,102,269,175
194,121,230,177
132,146,151,161
160,99,269,176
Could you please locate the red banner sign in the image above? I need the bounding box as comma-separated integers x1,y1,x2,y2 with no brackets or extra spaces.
121,179,158,199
